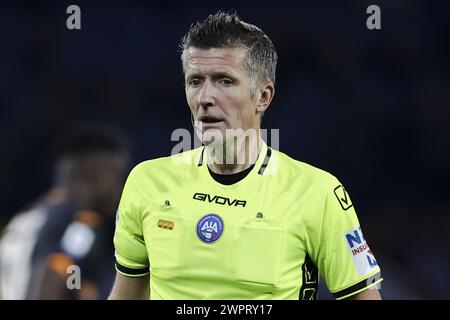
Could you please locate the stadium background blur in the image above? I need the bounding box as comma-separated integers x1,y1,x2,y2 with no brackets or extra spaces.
0,1,449,299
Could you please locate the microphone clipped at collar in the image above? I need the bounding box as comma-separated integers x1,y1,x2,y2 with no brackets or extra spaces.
191,113,202,136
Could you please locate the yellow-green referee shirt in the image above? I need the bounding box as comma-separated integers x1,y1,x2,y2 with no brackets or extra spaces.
113,143,382,299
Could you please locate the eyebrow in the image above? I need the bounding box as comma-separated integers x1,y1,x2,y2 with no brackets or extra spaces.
186,71,237,81
211,72,236,80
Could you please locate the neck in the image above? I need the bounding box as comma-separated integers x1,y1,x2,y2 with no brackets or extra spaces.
65,181,95,211
206,133,263,175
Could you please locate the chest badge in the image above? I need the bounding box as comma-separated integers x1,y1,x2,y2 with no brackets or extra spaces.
196,214,224,243
158,219,174,230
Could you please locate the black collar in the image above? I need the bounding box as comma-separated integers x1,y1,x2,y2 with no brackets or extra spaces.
207,164,255,185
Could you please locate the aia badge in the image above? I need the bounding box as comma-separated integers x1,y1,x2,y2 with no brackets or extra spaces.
196,214,224,244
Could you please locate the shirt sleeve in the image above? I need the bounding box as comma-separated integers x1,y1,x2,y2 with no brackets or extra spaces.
316,177,383,299
113,166,150,277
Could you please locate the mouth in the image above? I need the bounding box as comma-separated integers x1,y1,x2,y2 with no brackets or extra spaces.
198,116,224,124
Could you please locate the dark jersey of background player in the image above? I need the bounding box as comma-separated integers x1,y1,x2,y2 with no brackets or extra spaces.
29,200,116,299
0,126,130,299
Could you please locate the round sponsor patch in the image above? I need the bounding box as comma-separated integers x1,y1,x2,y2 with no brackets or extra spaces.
196,214,224,243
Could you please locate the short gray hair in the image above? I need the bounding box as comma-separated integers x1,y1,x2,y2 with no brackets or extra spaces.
180,11,278,94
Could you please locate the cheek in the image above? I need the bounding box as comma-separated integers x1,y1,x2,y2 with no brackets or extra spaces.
185,90,196,111
229,94,254,117
224,90,248,110
239,102,259,128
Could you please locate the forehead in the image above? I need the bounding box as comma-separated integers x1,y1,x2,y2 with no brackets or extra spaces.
183,47,247,75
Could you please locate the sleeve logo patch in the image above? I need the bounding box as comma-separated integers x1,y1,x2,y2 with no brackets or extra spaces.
334,185,353,211
345,226,378,276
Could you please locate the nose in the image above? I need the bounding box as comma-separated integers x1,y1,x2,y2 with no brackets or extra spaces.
197,80,215,110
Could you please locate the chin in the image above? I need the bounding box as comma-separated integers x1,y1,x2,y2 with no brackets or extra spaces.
198,129,226,146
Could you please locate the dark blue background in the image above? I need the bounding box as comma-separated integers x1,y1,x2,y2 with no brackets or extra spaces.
0,1,449,299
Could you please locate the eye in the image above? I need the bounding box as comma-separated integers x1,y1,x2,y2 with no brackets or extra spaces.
188,79,202,87
219,78,233,86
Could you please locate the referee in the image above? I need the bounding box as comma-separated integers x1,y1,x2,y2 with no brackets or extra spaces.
109,12,382,300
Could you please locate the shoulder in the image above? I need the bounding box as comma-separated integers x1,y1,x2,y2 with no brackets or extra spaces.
33,203,97,259
122,147,203,195
130,147,203,178
272,149,340,188
37,202,80,235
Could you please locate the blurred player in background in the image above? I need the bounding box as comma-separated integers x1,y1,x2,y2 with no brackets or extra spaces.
109,12,383,300
0,126,130,299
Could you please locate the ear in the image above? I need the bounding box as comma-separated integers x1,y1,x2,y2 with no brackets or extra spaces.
256,81,275,115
